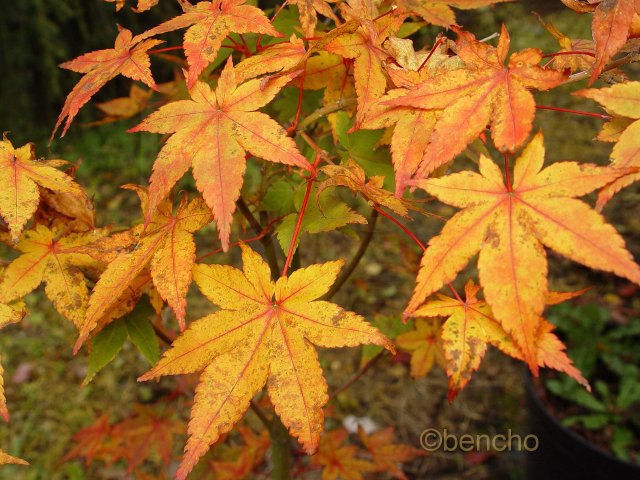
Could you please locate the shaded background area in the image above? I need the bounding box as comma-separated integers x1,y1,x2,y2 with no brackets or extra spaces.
0,1,639,479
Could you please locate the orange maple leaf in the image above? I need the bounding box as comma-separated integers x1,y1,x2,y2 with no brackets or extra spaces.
235,35,307,83
575,81,640,209
411,280,588,400
138,244,393,479
0,137,85,241
63,414,118,466
129,59,311,250
0,225,104,328
357,425,424,480
395,0,511,28
319,160,414,217
404,133,640,372
325,0,404,126
311,428,376,480
384,25,567,177
0,449,28,466
53,26,162,138
289,0,339,37
138,0,281,86
74,194,211,351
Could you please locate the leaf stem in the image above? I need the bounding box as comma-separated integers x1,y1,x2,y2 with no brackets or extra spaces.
250,400,271,428
270,416,292,480
418,36,445,71
542,50,595,58
148,45,184,55
535,105,611,120
322,208,379,301
372,205,425,250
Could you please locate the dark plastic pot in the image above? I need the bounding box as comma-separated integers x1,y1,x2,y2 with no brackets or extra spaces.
525,374,640,480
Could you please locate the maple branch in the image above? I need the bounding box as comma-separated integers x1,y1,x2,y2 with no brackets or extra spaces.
564,53,640,84
296,97,357,132
535,105,612,120
329,350,386,400
270,416,293,480
322,208,379,301
542,50,596,58
236,198,281,279
286,66,307,134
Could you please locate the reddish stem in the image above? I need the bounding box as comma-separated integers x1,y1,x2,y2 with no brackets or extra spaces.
281,153,322,277
542,50,596,58
256,0,290,51
221,44,250,55
238,34,252,57
286,67,307,134
419,36,445,71
536,105,611,120
504,153,512,192
148,46,184,55
373,204,464,303
373,6,396,21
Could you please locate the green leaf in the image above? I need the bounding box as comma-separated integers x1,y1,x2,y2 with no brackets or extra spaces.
335,111,394,188
611,426,633,460
275,185,366,254
125,299,160,365
263,180,295,216
83,320,128,386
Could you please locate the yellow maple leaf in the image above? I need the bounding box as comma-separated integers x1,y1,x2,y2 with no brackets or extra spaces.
74,195,211,351
138,244,393,479
0,448,28,466
575,81,640,210
396,318,446,378
0,225,104,328
405,132,640,372
0,137,84,241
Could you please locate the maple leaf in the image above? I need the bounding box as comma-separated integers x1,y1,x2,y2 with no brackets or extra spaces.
384,25,567,177
575,81,640,209
104,0,159,12
319,159,414,216
92,85,153,124
404,132,640,372
209,426,269,479
54,26,162,138
325,0,404,126
289,0,339,37
311,428,376,480
111,404,184,473
357,426,424,479
0,449,28,466
138,0,281,86
411,280,588,399
0,137,85,241
535,13,595,73
235,35,307,83
138,244,393,479
74,195,211,351
586,0,638,84
395,0,510,28
0,225,104,327
34,186,96,234
63,414,119,466
396,318,446,377
129,59,310,250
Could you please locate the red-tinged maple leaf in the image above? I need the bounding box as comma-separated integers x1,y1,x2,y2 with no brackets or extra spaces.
63,414,120,466
357,426,424,480
0,225,105,328
319,160,415,216
575,81,640,209
325,0,404,127
138,245,393,479
74,195,211,351
384,25,567,177
34,185,96,234
311,428,376,480
137,0,281,86
396,318,446,377
535,14,595,73
53,26,162,138
111,404,184,473
0,137,85,241
588,0,638,84
404,133,640,372
289,0,339,37
411,280,588,400
208,427,269,479
235,35,307,83
104,0,160,11
394,0,511,28
129,59,310,250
